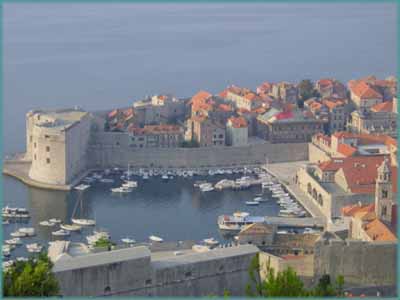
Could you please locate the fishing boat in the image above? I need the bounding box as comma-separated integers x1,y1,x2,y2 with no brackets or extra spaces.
60,224,82,231
52,229,71,237
26,243,43,253
121,238,136,244
149,235,163,243
217,212,265,231
18,227,35,237
74,184,90,191
203,237,219,246
39,220,56,227
71,218,96,226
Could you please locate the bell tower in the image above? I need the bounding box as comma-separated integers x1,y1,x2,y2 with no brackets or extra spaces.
375,157,393,224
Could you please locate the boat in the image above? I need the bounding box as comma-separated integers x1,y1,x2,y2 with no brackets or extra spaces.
122,180,138,188
121,238,136,244
18,227,35,236
87,230,110,245
5,238,22,245
218,213,265,231
142,173,149,180
304,227,317,234
254,197,263,202
52,229,71,237
192,244,210,252
3,247,11,257
74,184,90,191
3,260,14,270
203,237,219,246
10,231,27,238
49,218,62,224
2,206,30,219
199,183,214,192
39,220,56,227
99,178,114,184
149,235,163,243
161,174,169,181
3,220,10,225
60,224,82,231
194,180,207,188
245,201,259,206
111,186,133,193
71,218,96,226
16,257,29,262
26,243,43,253
277,230,288,234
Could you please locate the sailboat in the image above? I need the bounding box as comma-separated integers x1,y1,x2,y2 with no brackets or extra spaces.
70,194,96,226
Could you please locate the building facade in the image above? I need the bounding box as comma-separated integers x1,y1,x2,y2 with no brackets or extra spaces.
226,116,248,146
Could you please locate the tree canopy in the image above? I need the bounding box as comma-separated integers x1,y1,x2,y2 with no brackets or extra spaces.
3,252,60,297
298,79,320,102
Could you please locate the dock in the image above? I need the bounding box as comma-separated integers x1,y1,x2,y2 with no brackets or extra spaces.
266,216,325,228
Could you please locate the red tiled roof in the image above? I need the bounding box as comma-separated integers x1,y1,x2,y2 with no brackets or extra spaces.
350,81,383,100
228,116,248,128
371,101,393,112
323,99,345,110
337,143,357,157
342,203,375,217
275,111,294,120
363,218,397,241
317,78,334,88
108,109,119,118
218,104,232,112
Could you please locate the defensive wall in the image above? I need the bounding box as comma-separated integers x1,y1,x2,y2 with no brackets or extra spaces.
88,132,308,169
313,236,397,286
53,244,259,297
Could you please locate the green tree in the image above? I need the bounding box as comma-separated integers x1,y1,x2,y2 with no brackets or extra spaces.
3,252,59,296
94,237,116,250
298,79,320,102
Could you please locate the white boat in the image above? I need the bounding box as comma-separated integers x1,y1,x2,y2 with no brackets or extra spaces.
277,230,288,234
111,186,133,193
199,183,214,192
18,227,35,236
71,218,96,226
254,197,263,202
74,184,90,191
245,201,259,206
203,238,219,246
194,180,207,187
3,247,11,257
122,180,138,188
52,229,71,236
5,238,22,245
142,173,149,180
10,231,27,238
49,218,62,224
60,224,82,231
99,178,114,184
16,257,29,262
304,227,317,234
149,235,163,242
39,220,56,227
192,244,210,252
272,193,289,198
3,260,14,270
3,220,10,225
218,213,265,231
161,174,169,180
121,238,136,244
26,243,43,253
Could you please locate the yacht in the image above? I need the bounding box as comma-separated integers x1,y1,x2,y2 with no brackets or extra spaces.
60,224,82,231
149,235,163,243
18,227,35,237
122,180,138,188
52,229,71,237
161,174,169,181
71,218,96,226
49,218,62,224
5,238,22,246
121,238,136,244
10,231,27,238
218,212,265,231
245,201,259,206
199,183,214,192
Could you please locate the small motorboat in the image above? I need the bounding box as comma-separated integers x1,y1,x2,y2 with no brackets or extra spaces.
111,186,133,193
149,235,163,243
26,243,43,253
18,227,35,237
122,181,138,188
254,197,263,202
49,218,62,224
3,220,10,225
245,201,260,206
74,184,90,191
121,238,136,244
71,218,96,226
39,220,56,227
16,257,29,262
203,238,219,246
52,229,71,237
5,238,22,246
192,244,210,252
161,174,169,181
10,231,27,238
60,224,82,231
99,178,115,184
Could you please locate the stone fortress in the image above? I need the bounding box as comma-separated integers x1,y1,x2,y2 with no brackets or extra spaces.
18,107,308,189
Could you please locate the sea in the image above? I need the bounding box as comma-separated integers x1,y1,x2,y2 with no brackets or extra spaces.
2,3,396,258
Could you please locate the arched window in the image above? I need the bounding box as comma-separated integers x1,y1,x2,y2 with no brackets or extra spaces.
307,183,312,194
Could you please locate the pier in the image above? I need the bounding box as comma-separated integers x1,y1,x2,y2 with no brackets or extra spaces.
266,216,325,228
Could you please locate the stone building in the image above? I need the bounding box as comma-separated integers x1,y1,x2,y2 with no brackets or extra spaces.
185,116,225,147
223,85,263,111
236,223,277,246
26,108,92,185
127,124,184,148
348,78,384,112
226,116,248,146
271,82,298,104
348,100,397,137
315,78,347,99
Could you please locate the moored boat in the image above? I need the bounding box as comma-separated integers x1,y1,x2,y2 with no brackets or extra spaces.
71,218,96,226
149,235,163,243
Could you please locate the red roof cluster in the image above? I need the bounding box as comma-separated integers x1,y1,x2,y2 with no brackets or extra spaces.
349,80,383,100
228,116,248,128
371,100,393,113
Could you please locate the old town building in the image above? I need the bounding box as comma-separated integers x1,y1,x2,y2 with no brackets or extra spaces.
226,116,248,146
185,116,225,147
271,82,299,104
127,124,184,148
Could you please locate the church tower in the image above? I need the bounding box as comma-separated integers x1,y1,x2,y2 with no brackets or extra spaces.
375,157,393,224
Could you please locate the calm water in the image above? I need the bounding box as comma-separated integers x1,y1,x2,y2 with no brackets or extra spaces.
2,3,397,256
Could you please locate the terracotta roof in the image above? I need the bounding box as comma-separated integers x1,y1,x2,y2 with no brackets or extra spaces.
217,104,232,112
228,116,248,128
317,78,334,88
323,99,345,110
108,109,119,118
191,90,212,105
363,218,397,241
337,143,357,157
350,81,383,100
371,101,393,113
313,132,332,146
332,132,397,148
342,203,375,217
318,159,344,172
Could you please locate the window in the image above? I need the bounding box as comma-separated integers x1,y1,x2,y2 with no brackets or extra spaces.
382,190,388,198
34,154,37,160
46,146,50,152
116,142,120,146
145,279,152,285
219,134,223,138
45,135,50,139
131,137,135,141
185,271,192,278
46,158,50,164
34,142,37,148
30,135,33,142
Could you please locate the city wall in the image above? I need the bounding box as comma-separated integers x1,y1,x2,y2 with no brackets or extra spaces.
314,238,397,286
88,132,308,169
